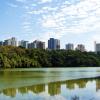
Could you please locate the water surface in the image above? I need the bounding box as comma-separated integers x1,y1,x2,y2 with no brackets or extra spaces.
0,67,100,100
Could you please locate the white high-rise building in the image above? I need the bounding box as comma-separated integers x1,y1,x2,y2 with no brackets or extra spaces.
19,40,29,48
4,37,17,46
11,37,17,46
4,39,11,46
95,42,100,53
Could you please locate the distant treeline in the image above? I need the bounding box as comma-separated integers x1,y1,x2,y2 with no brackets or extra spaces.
0,46,100,68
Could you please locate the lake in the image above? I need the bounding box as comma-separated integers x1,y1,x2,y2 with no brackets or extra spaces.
0,67,100,100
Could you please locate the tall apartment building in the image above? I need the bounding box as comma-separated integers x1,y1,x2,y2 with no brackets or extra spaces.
66,43,74,50
34,40,45,49
48,38,60,50
4,39,11,46
4,37,17,46
11,37,17,46
28,40,45,49
55,39,60,50
28,42,34,49
0,41,3,46
19,40,29,48
76,44,85,52
95,42,100,53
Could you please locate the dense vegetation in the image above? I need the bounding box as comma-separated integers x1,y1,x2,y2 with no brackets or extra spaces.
0,46,100,68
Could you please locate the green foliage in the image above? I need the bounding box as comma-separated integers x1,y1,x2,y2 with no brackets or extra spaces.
0,46,100,68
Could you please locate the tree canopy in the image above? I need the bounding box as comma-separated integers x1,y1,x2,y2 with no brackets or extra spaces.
0,46,100,68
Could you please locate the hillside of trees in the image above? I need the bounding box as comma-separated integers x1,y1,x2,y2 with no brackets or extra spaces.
0,46,100,68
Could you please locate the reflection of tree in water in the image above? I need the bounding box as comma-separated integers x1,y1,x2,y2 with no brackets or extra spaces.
3,88,16,97
75,79,87,88
27,84,45,94
66,80,75,89
0,78,100,98
48,81,61,96
1,84,45,97
18,84,45,94
66,79,88,89
96,79,100,91
66,78,100,90
18,87,28,94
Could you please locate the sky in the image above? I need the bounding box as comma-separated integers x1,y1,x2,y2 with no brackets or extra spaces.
0,0,100,51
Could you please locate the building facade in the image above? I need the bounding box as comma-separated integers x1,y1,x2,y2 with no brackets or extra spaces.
28,40,45,49
28,42,34,49
19,40,29,48
48,38,60,50
4,39,11,46
4,37,17,46
33,40,45,49
76,44,85,52
95,42,100,53
66,43,74,50
0,41,3,46
11,37,17,46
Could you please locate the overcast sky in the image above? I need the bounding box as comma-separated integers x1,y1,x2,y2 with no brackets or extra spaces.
0,0,100,51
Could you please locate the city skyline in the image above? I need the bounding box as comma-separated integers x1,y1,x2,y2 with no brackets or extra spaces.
0,37,95,52
0,0,100,51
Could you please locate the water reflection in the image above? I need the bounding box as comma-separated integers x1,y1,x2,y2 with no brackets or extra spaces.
48,82,61,96
0,68,100,100
3,88,16,97
96,79,100,92
0,78,100,100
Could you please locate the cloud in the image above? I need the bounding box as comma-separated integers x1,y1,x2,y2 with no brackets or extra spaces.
37,94,66,100
42,17,58,28
16,0,27,2
39,0,52,3
39,0,100,36
7,3,18,8
16,0,100,44
91,33,100,43
8,0,100,49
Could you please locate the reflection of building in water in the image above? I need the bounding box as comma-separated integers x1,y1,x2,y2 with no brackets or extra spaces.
96,79,100,91
28,84,45,94
48,82,61,96
3,88,16,97
18,87,28,94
